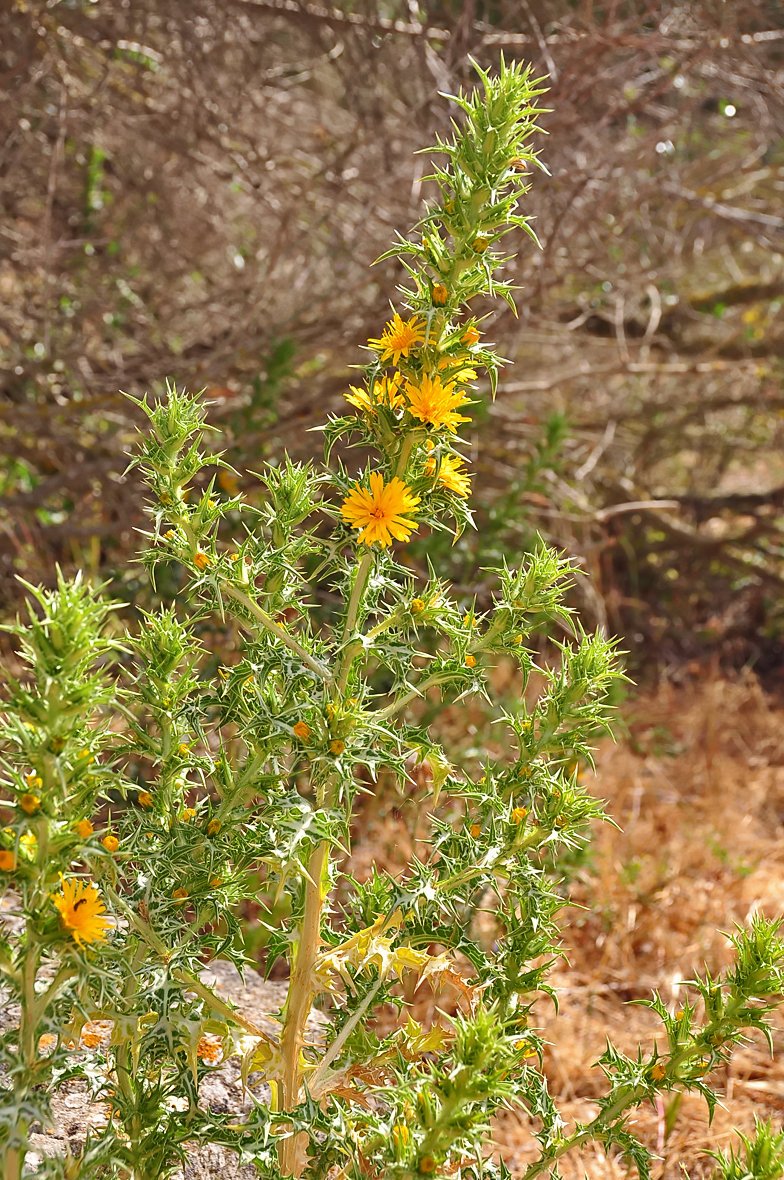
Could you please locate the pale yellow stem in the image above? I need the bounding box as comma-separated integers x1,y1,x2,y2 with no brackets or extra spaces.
278,839,329,1176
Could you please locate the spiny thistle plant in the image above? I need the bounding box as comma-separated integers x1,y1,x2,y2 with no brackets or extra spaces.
1,59,783,1180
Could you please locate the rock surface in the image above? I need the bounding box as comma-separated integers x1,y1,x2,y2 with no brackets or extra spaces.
20,960,328,1178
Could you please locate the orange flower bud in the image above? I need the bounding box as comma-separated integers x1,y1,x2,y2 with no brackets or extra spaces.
75,819,94,839
293,721,311,740
102,835,119,853
0,851,16,872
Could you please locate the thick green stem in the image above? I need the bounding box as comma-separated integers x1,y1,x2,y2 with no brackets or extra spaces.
173,970,278,1043
278,839,330,1176
394,432,418,478
222,582,331,681
342,551,374,643
375,671,451,721
335,551,374,694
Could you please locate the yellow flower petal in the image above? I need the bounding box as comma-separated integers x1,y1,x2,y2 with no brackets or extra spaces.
406,374,471,432
367,314,425,365
53,876,110,948
341,472,420,548
425,452,472,498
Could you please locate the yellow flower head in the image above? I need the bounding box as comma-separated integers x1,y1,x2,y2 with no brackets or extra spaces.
368,313,425,366
75,819,94,840
465,654,476,668
411,598,426,614
329,739,345,756
345,372,405,414
53,876,110,948
293,721,311,740
20,794,41,815
172,888,189,903
180,807,197,823
193,551,211,571
472,236,489,253
137,791,153,808
469,822,481,838
461,325,480,346
432,283,448,306
25,771,43,789
102,834,119,853
0,850,15,873
197,1034,222,1064
207,818,222,836
218,469,239,495
511,807,528,823
425,453,472,498
650,1060,666,1081
341,472,420,548
209,876,223,888
405,374,471,432
419,1157,437,1174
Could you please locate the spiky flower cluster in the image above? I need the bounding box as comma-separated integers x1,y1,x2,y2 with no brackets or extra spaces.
328,60,549,550
0,60,782,1180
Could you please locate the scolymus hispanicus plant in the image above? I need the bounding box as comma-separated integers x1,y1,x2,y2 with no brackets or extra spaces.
1,59,783,1180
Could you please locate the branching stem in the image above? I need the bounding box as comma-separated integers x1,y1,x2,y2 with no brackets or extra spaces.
222,582,331,681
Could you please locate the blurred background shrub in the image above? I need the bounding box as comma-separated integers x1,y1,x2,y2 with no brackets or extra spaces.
2,0,784,678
